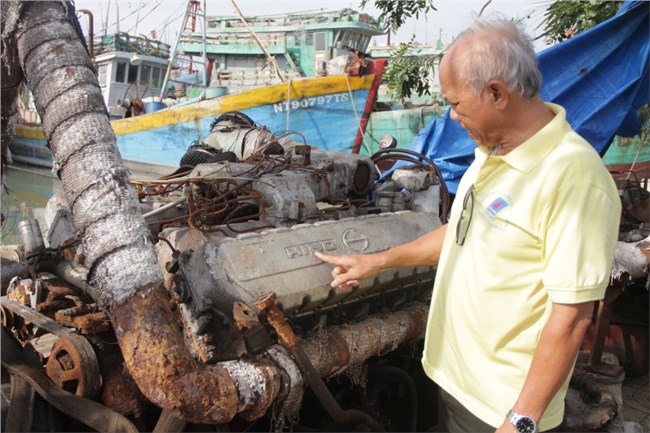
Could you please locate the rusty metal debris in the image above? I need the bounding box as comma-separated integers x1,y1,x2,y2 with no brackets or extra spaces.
99,353,150,417
1,327,139,433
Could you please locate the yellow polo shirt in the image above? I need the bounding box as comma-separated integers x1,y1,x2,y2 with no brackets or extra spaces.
421,103,621,430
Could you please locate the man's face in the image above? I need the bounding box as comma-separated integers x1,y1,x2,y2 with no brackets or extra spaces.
439,54,499,148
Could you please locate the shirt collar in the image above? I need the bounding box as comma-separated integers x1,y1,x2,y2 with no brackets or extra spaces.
474,103,571,173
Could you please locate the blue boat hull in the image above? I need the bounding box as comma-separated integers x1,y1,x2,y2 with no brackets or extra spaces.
11,70,380,171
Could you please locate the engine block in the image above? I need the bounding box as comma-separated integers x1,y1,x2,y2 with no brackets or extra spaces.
161,211,440,361
45,144,444,363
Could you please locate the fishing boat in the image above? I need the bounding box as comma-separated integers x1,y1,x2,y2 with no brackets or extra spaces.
12,60,386,173
176,5,449,158
169,7,384,91
9,6,388,174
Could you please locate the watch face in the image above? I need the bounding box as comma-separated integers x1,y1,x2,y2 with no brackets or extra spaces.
516,417,536,433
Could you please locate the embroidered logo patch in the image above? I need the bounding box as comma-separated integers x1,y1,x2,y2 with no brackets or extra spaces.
487,197,509,217
478,191,513,231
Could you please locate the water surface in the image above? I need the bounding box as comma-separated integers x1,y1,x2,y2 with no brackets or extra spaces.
1,164,63,245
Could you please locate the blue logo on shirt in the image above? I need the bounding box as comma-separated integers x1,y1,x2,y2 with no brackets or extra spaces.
478,192,513,231
487,197,509,217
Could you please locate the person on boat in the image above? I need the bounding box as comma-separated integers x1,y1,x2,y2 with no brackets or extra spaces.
315,17,621,433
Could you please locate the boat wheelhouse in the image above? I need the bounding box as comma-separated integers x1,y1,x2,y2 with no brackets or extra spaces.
175,9,385,92
91,33,171,117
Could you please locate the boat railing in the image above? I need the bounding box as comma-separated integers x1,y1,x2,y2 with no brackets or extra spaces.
93,33,171,60
212,68,301,86
178,33,287,55
206,9,380,30
166,67,302,94
165,67,304,99
184,32,288,46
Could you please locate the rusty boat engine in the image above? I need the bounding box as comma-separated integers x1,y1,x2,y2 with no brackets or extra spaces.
1,145,448,432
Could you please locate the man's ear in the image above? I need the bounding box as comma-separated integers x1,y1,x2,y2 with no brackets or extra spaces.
486,80,508,108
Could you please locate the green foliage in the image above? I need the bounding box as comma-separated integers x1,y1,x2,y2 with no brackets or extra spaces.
360,0,436,32
541,1,622,44
358,0,437,101
383,40,437,101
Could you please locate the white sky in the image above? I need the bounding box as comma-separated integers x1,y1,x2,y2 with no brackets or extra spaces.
75,0,554,51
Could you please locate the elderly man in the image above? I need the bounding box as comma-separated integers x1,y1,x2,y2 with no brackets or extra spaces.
315,18,621,433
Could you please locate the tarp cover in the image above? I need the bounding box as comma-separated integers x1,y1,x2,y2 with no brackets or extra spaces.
400,1,649,194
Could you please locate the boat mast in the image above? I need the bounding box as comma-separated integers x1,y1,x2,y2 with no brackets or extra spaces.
160,0,208,99
104,0,110,37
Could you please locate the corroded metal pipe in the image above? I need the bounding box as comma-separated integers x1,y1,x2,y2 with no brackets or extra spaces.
112,292,285,423
611,235,650,280
254,293,388,431
300,302,429,377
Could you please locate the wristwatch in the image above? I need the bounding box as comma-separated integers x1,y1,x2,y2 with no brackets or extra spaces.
506,409,538,433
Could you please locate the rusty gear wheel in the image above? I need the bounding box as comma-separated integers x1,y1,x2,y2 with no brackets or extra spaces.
45,337,101,399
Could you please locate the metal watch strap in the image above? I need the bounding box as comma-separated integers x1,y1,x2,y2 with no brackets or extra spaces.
507,409,538,433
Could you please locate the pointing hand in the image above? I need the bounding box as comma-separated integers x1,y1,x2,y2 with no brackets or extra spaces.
314,251,382,289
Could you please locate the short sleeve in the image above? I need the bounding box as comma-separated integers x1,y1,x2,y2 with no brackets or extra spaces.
542,181,621,304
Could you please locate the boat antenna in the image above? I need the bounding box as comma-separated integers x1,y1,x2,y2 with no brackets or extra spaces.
104,0,110,36
228,0,285,83
134,1,143,35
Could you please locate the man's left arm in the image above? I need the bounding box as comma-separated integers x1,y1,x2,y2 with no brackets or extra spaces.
495,301,594,433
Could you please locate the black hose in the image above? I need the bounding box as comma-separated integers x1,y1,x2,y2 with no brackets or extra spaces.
371,365,419,432
371,148,437,168
371,148,450,223
290,345,386,432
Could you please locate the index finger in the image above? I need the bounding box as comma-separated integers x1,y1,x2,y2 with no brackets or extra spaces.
313,251,343,265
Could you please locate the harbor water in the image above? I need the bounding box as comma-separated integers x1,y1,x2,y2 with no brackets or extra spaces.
1,164,62,245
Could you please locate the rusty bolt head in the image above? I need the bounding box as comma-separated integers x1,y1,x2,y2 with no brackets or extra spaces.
254,292,277,311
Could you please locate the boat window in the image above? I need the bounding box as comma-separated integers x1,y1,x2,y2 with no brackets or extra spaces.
341,31,361,50
152,67,161,88
360,35,370,51
268,32,283,47
115,61,127,83
333,30,343,47
337,30,360,50
315,32,326,51
141,64,152,85
128,64,138,83
97,64,108,87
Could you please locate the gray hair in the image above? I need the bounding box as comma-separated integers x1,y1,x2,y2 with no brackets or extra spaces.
453,18,542,97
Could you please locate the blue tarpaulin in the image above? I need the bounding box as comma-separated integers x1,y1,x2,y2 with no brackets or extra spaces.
401,1,649,194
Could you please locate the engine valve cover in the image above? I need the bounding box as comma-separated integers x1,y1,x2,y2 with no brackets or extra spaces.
179,211,441,321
